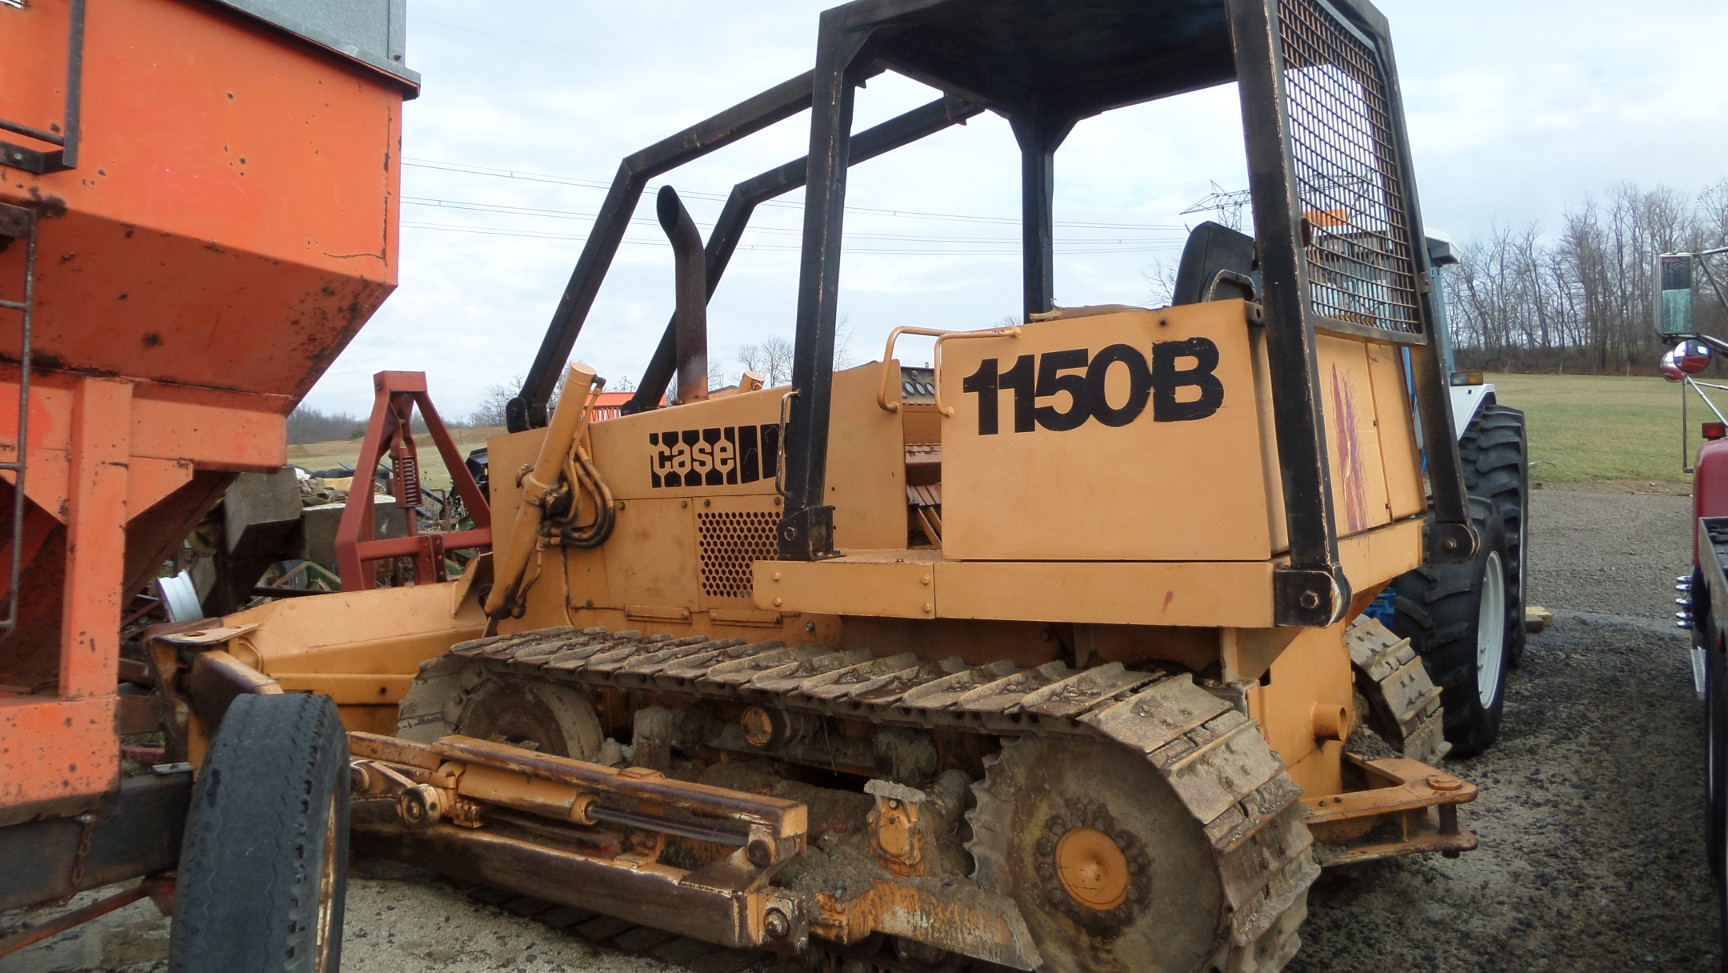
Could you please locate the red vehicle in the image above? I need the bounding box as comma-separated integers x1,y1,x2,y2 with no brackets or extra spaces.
1657,247,1728,944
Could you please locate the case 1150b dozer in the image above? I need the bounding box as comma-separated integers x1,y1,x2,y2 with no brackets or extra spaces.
8,0,1526,971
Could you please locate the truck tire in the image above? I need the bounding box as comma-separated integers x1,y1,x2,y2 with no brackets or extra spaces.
170,692,350,973
1390,498,1511,758
1460,403,1529,667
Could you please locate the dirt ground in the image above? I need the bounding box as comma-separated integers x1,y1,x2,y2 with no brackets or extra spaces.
3,486,1718,973
1287,485,1718,973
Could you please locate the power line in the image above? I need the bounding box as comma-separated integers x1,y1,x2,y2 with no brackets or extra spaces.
400,196,1182,246
400,220,1185,256
402,158,1188,232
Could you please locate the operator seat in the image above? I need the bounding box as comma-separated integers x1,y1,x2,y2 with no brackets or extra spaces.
1173,220,1258,304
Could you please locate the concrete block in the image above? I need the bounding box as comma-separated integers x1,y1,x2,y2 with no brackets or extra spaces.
301,497,407,567
223,469,303,558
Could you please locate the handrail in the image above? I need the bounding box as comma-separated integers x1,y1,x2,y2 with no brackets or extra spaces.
775,390,797,499
876,325,1021,417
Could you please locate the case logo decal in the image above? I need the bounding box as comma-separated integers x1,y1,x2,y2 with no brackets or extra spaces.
649,423,779,488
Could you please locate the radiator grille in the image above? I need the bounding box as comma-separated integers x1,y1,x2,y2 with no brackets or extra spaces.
698,510,779,599
1277,0,1421,333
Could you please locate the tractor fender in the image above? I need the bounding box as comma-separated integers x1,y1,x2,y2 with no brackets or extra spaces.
1448,384,1495,441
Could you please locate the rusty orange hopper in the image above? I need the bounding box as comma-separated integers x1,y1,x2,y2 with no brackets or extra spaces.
0,0,417,844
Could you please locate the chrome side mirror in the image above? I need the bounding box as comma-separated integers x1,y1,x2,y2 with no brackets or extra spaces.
1680,339,1713,373
1664,339,1712,382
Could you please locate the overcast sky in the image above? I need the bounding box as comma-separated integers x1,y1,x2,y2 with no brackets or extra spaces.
303,0,1728,418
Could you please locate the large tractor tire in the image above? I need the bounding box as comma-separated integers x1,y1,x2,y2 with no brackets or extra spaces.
170,693,350,973
1460,402,1529,667
1390,497,1512,758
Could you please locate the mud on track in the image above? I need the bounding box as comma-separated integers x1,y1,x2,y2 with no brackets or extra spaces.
2,488,1717,973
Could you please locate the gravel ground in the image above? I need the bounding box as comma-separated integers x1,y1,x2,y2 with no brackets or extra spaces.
3,487,1716,973
1288,485,1716,973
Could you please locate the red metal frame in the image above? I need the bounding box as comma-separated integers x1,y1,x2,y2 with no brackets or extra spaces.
335,372,492,590
1696,440,1728,566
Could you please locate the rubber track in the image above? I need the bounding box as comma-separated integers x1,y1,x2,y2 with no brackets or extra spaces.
407,626,1322,973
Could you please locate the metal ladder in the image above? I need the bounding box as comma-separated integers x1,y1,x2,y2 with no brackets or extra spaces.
0,202,36,638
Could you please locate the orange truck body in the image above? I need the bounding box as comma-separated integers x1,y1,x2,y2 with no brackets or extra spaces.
0,0,416,826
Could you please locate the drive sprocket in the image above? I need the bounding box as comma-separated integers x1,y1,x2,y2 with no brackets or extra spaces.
968,726,1316,973
968,736,1224,972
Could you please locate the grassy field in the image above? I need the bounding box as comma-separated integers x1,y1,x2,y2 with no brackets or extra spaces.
286,376,1698,489
1487,373,1696,484
287,426,504,491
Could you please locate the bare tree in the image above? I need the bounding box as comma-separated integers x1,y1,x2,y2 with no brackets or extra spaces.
1142,256,1181,307
834,315,857,369
286,405,365,444
738,336,796,385
468,381,515,428
1433,178,1728,374
469,372,566,427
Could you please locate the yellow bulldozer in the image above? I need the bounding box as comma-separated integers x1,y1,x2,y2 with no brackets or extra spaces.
139,0,1523,970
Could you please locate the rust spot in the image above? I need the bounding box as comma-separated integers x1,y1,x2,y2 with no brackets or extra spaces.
142,332,162,348
25,187,68,219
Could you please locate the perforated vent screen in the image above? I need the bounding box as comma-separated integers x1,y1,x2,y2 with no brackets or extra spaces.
698,510,778,599
1278,0,1421,334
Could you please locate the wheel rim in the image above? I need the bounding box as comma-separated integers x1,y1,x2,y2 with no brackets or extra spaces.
1476,550,1507,709
1054,827,1131,912
314,787,340,973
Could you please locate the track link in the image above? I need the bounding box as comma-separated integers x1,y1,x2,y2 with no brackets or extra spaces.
1348,616,1449,766
401,626,1321,972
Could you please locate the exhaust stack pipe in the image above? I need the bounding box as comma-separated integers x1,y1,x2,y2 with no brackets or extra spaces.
656,185,708,404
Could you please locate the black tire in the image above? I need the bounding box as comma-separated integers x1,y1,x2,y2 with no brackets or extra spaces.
1390,498,1511,758
171,693,350,973
1710,634,1726,879
1460,403,1529,667
1711,617,1728,951
1698,568,1725,879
